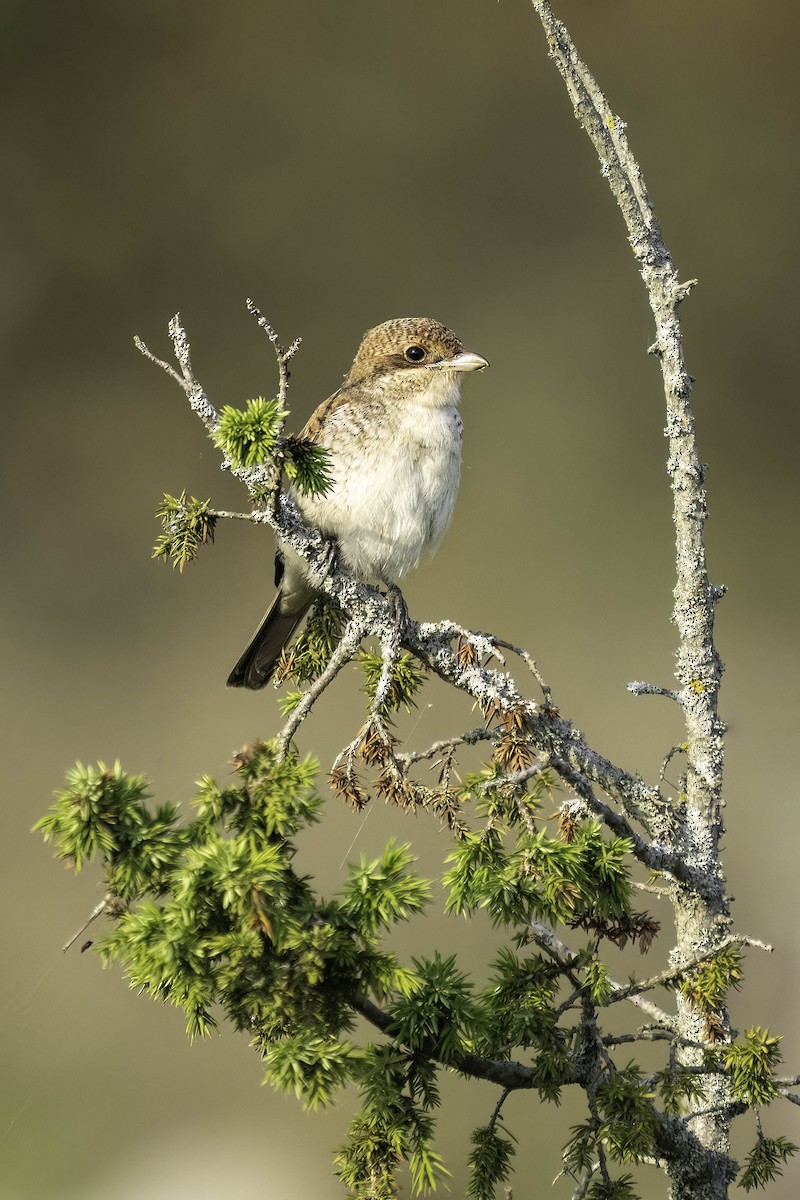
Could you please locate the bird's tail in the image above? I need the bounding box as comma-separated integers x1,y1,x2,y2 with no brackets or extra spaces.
226,591,311,689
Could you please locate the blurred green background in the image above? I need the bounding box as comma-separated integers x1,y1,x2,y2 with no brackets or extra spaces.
3,1,799,1196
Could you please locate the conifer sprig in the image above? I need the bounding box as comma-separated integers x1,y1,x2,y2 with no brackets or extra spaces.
211,395,286,467
284,436,335,497
739,1134,798,1192
152,491,216,572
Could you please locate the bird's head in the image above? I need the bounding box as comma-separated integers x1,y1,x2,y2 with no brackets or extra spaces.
345,317,488,394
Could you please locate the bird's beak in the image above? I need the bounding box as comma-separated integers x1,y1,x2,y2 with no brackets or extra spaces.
439,350,489,373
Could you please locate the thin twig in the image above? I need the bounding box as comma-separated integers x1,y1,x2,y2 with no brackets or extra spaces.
479,762,546,793
491,636,553,703
487,1088,511,1131
627,682,682,703
606,935,769,1006
552,761,693,889
631,880,673,898
246,297,300,427
569,1165,596,1200
208,509,262,522
603,1029,680,1048
332,728,369,775
395,727,498,767
276,620,365,759
372,624,402,717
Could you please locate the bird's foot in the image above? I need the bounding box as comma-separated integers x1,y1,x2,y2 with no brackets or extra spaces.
383,581,409,633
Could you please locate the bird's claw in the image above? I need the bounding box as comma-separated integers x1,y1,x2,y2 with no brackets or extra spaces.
384,582,409,633
317,537,339,580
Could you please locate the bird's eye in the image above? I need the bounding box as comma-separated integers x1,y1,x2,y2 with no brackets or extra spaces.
404,345,426,362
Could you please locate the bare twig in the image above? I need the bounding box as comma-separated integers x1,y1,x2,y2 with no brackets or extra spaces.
276,619,366,759
246,297,299,463
491,636,553,704
208,509,262,523
631,880,673,898
487,1087,511,1131
395,727,498,767
479,762,546,793
660,743,688,785
607,935,771,1006
604,1029,680,1049
371,625,403,717
568,1165,595,1200
332,728,369,775
628,681,682,703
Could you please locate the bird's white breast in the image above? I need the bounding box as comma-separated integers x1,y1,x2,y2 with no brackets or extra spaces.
299,375,463,582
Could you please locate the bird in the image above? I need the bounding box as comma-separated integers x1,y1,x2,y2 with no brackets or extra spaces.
227,316,489,689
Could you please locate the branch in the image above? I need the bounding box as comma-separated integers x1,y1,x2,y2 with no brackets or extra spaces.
603,1029,688,1049
136,315,219,436
530,920,677,1031
551,760,673,872
531,0,725,848
627,681,682,704
406,620,688,850
490,635,553,705
62,893,112,953
353,995,540,1092
275,618,366,758
395,727,498,767
530,7,736,1180
208,508,262,523
569,1166,595,1200
246,297,301,416
371,624,403,717
607,935,771,1006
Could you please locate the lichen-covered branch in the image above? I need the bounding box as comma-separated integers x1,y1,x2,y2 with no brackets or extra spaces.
275,617,366,758
531,1,734,1194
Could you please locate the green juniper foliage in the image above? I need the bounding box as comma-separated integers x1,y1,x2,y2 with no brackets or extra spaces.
739,1136,799,1193
467,1124,516,1200
38,715,797,1197
360,651,427,715
151,396,334,575
284,435,336,498
152,492,216,572
211,395,286,467
723,1029,785,1107
210,396,333,497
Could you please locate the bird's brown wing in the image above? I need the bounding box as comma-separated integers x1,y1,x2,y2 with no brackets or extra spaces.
227,387,355,689
299,386,350,443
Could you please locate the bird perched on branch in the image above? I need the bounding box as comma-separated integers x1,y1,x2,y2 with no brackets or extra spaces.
227,316,488,689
